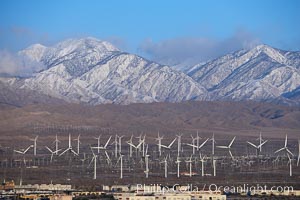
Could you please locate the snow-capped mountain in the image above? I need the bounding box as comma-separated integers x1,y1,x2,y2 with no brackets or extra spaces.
3,37,207,105
1,39,300,106
188,44,300,104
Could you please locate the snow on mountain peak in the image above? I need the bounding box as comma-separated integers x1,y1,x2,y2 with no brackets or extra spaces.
53,37,119,53
251,44,287,63
3,38,300,106
19,43,47,62
9,37,208,105
188,44,300,104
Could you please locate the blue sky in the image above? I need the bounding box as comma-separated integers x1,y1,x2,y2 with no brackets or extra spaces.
0,0,299,64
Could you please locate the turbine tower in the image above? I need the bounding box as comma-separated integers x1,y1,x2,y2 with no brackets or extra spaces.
94,135,102,154
175,157,181,178
287,153,293,177
127,135,133,157
160,157,168,178
74,134,81,155
210,133,216,156
213,159,216,176
89,148,98,180
116,154,124,179
155,132,164,156
53,134,61,155
185,155,193,177
30,136,38,156
199,153,207,177
176,134,183,157
118,135,124,154
144,154,150,178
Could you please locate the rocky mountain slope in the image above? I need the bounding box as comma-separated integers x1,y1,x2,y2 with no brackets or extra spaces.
1,38,300,106
1,38,207,105
188,45,300,104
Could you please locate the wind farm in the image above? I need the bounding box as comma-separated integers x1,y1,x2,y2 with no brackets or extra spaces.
1,124,300,191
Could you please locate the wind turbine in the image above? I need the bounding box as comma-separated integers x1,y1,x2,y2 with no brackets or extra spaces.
142,134,146,157
74,134,81,154
175,157,181,178
274,134,293,156
89,147,98,179
155,132,164,156
14,145,33,155
53,134,61,155
59,134,78,156
94,135,102,154
190,135,196,154
186,138,209,152
127,137,144,156
216,136,236,159
113,135,118,158
30,136,38,156
176,134,183,157
257,132,267,152
92,136,112,151
247,133,268,154
136,133,143,152
160,138,177,150
45,146,61,163
118,135,124,154
210,133,216,156
196,131,201,149
127,135,133,157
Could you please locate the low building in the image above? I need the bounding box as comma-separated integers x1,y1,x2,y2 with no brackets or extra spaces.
50,195,72,200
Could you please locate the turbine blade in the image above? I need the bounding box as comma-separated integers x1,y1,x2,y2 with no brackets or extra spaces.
105,151,111,161
286,148,294,156
259,140,268,147
127,142,137,149
168,138,177,148
247,141,258,149
199,138,209,149
229,150,234,160
14,150,24,154
59,148,69,156
229,136,236,147
24,145,32,153
186,143,198,148
284,134,288,147
275,147,285,154
104,136,112,148
216,146,228,149
71,149,79,156
45,146,54,153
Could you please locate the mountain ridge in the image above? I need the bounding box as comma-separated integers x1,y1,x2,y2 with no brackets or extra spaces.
1,38,300,106
5,37,207,105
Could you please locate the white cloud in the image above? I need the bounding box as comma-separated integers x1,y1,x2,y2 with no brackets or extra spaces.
138,29,260,67
0,50,46,77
